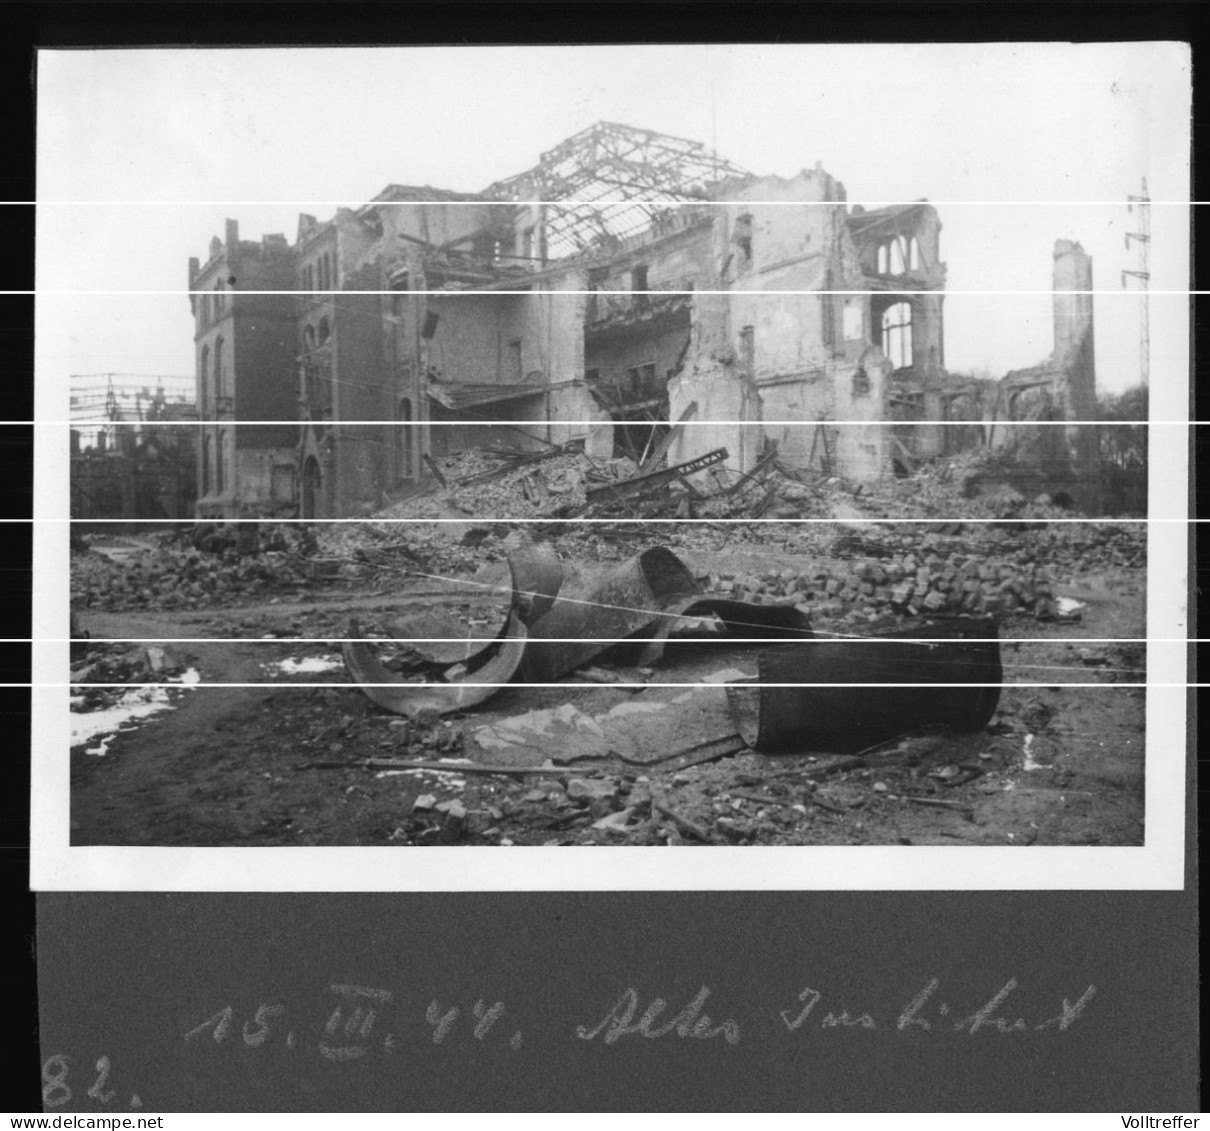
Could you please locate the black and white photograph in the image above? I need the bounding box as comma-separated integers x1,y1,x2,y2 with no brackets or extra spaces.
33,43,1189,886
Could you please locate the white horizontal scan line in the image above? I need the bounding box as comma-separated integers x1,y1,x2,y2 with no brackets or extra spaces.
46,420,1161,427
52,637,1165,645
25,199,1198,206
28,289,1192,296
57,681,1155,689
57,516,1160,523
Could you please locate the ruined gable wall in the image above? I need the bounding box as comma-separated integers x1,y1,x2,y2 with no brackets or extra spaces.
667,173,846,475
726,173,838,379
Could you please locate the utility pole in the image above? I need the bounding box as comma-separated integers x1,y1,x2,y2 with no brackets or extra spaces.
1122,178,1150,387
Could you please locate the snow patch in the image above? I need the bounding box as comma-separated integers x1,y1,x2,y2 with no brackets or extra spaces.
265,655,343,675
71,685,175,751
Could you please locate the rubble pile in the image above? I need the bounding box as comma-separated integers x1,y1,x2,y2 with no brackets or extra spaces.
860,450,1083,521
703,554,1062,622
306,515,1145,632
682,522,1143,624
537,519,1142,613
380,445,632,521
71,526,328,612
374,441,1094,526
314,520,516,585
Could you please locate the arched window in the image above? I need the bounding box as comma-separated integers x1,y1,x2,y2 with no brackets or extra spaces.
880,302,913,370
214,281,224,317
202,434,212,495
303,324,316,352
214,336,225,398
301,456,321,519
909,237,921,271
322,253,333,292
318,318,330,346
876,245,888,274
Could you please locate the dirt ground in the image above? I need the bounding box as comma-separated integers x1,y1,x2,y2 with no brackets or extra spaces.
70,536,1146,849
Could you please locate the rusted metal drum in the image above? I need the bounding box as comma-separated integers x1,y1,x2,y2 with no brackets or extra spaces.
726,618,1002,752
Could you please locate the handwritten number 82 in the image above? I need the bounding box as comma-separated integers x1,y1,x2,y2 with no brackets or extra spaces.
41,1054,116,1108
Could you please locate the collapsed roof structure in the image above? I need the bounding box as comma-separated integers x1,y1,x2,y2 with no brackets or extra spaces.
483,121,753,258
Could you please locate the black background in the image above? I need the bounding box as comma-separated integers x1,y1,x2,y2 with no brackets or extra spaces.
8,0,1203,1113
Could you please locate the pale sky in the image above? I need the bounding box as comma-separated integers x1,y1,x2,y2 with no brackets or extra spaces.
35,43,1191,404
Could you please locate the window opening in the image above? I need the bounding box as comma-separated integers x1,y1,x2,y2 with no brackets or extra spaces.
199,346,210,414
888,238,905,275
213,337,225,399
301,456,321,519
880,302,913,370
843,301,864,341
739,326,755,376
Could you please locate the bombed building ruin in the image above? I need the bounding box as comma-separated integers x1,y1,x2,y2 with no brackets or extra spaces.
188,121,1103,519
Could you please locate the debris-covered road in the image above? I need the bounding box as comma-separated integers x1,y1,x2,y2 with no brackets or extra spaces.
70,515,1146,848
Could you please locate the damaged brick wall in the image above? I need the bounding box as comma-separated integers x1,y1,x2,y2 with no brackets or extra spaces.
191,220,297,518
